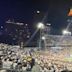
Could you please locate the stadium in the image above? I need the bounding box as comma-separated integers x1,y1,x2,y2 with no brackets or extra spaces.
0,25,72,72
0,0,72,72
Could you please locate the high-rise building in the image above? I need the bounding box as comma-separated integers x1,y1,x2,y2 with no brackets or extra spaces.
5,19,31,47
68,8,72,16
67,8,72,34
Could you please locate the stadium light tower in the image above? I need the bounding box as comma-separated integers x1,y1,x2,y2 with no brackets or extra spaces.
37,22,45,29
37,22,45,49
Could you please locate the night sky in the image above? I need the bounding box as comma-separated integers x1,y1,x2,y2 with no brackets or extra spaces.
0,0,72,45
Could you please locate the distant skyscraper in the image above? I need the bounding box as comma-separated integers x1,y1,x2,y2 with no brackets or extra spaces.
5,19,31,47
67,8,72,35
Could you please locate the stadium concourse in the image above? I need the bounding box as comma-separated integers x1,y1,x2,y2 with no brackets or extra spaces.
0,43,72,72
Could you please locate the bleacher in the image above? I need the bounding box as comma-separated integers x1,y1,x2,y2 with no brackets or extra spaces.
45,35,72,49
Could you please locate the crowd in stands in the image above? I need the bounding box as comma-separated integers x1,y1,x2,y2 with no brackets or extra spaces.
0,43,72,72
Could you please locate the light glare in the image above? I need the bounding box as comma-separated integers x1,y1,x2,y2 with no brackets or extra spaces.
62,30,71,35
37,23,44,29
42,36,45,40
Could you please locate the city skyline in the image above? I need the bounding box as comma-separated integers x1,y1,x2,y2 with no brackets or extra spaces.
0,0,71,45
